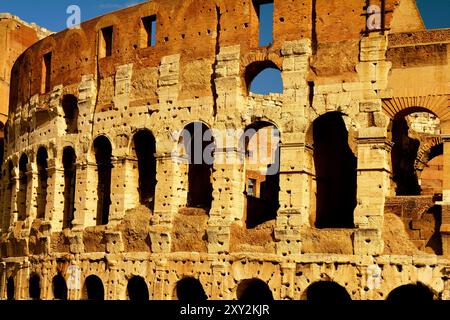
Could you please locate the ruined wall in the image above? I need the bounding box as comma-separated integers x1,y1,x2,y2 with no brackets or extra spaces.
1,0,450,301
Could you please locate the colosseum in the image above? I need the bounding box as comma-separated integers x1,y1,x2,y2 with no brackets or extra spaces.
0,0,449,301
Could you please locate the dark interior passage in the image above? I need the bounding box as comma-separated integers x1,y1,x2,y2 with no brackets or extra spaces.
133,130,157,210
184,122,214,209
94,136,112,225
7,276,14,300
52,274,68,300
85,275,105,300
62,94,79,134
127,276,149,301
313,112,356,228
176,277,208,302
36,147,48,219
306,281,352,302
18,154,29,221
29,274,41,300
237,278,274,302
391,116,421,195
63,147,77,229
387,283,434,302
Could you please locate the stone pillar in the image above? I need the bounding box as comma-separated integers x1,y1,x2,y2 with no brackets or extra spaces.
152,259,167,300
108,156,139,226
150,154,185,253
353,128,391,254
22,163,37,231
211,262,229,299
280,262,295,300
45,159,65,231
207,147,245,254
73,162,98,229
438,133,450,255
353,34,392,255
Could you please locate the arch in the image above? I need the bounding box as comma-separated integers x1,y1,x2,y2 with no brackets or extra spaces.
175,277,207,302
6,276,15,300
18,153,29,221
93,136,113,225
390,109,441,195
245,60,283,95
36,147,48,219
387,283,435,302
312,112,356,228
383,96,450,122
241,121,280,228
237,278,274,302
132,130,157,210
84,275,105,300
29,273,41,300
62,147,77,229
62,94,79,134
127,276,149,301
306,281,352,302
52,274,68,300
181,122,215,209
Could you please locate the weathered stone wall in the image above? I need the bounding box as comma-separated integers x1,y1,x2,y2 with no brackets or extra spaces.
0,0,450,301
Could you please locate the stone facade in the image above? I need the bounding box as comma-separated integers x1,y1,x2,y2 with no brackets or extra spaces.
0,0,450,301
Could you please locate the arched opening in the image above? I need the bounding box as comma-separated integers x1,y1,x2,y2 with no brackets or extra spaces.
93,136,112,225
4,160,14,229
62,147,77,229
237,278,274,302
18,153,29,221
84,275,105,300
127,276,149,301
242,122,280,228
132,130,157,210
391,109,441,195
36,147,48,219
62,94,79,134
7,276,15,300
52,274,68,300
306,281,352,302
387,283,434,302
181,122,215,209
312,112,356,228
175,277,207,302
29,273,41,300
246,61,283,95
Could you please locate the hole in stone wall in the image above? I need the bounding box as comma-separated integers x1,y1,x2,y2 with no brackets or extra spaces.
181,122,215,210
253,0,274,46
242,122,280,229
7,276,15,300
94,136,113,226
84,275,105,300
246,61,283,95
63,147,77,229
312,112,356,229
18,153,29,221
29,273,41,300
176,277,208,302
141,15,157,48
133,130,157,210
387,283,434,302
306,281,351,302
36,147,48,219
99,26,114,58
52,274,68,300
237,278,274,301
127,276,149,301
41,52,52,93
62,95,79,134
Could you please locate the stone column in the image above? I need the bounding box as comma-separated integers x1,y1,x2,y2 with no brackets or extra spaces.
211,262,229,299
22,163,37,231
149,154,185,253
152,259,167,300
438,132,450,255
73,162,98,229
107,156,139,226
280,262,295,300
45,159,65,231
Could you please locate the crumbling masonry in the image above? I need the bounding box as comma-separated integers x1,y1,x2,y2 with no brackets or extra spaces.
1,0,450,300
